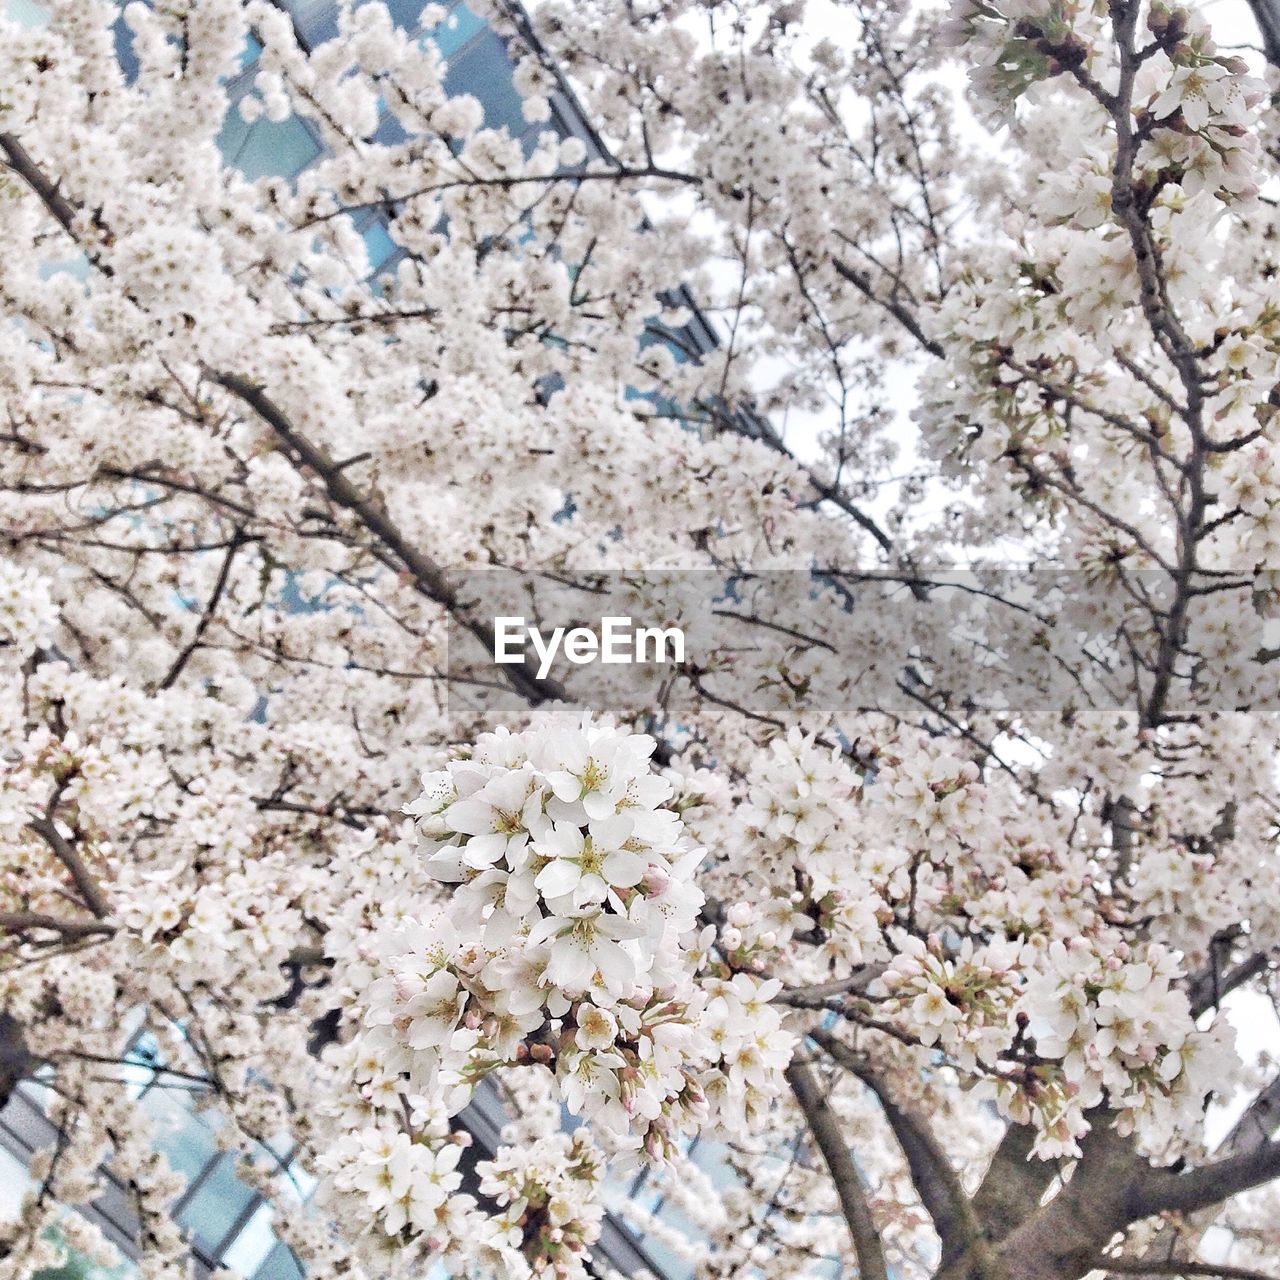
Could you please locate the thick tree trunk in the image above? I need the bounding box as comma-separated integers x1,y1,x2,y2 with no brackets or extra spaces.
967,1117,1139,1280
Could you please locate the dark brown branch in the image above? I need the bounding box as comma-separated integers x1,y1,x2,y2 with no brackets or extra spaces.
993,1111,1141,1280
0,1013,36,1112
785,1057,889,1280
0,133,83,243
209,371,562,708
298,163,703,227
775,970,885,1008
1218,1073,1280,1159
970,1121,1059,1244
1188,949,1271,1020
831,256,945,359
27,816,110,919
158,529,246,690
811,1029,995,1279
0,911,116,939
1100,1259,1279,1280
1131,1139,1280,1220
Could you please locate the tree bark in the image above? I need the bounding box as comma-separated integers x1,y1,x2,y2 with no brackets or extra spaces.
0,1013,34,1113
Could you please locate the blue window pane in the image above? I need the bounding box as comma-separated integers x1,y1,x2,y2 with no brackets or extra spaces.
279,1159,317,1204
142,1092,218,1187
222,1204,278,1276
370,108,408,146
255,1240,304,1280
32,1220,137,1280
362,219,399,273
218,109,254,170
112,11,139,83
5,1,48,29
380,0,430,29
444,31,525,137
639,321,692,364
285,0,339,45
424,3,487,57
177,1154,256,1253
37,256,89,283
0,1147,33,1220
627,1225,693,1280
689,1138,740,1190
220,114,322,181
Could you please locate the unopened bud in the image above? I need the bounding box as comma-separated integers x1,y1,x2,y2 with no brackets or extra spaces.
642,864,671,896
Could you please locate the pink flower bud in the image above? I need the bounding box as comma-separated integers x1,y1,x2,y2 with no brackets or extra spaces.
642,864,671,895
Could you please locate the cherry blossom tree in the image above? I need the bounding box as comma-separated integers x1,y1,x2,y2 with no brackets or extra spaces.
2,2,1280,1280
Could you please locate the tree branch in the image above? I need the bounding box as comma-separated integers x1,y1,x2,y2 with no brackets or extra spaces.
785,1056,889,1280
209,371,563,709
831,256,944,359
811,1028,995,1279
970,1120,1060,1244
0,1013,36,1112
1218,1073,1280,1159
1100,1258,1279,1280
775,970,885,1009
1131,1139,1280,1220
0,133,82,242
159,529,246,690
1188,949,1271,1020
0,911,115,940
27,816,111,919
0,130,565,717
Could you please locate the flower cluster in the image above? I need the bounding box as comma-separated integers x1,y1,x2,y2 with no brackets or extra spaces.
475,1130,605,1280
730,729,890,966
326,717,797,1264
0,559,57,660
869,934,1025,1071
946,0,1263,206
879,741,990,858
1011,938,1237,1155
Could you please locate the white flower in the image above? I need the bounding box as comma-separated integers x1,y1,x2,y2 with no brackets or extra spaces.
533,815,646,907
1151,62,1235,132
574,1003,619,1051
443,766,543,868
530,907,646,996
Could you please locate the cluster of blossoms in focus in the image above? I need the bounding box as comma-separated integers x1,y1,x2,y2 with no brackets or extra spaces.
318,717,796,1273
